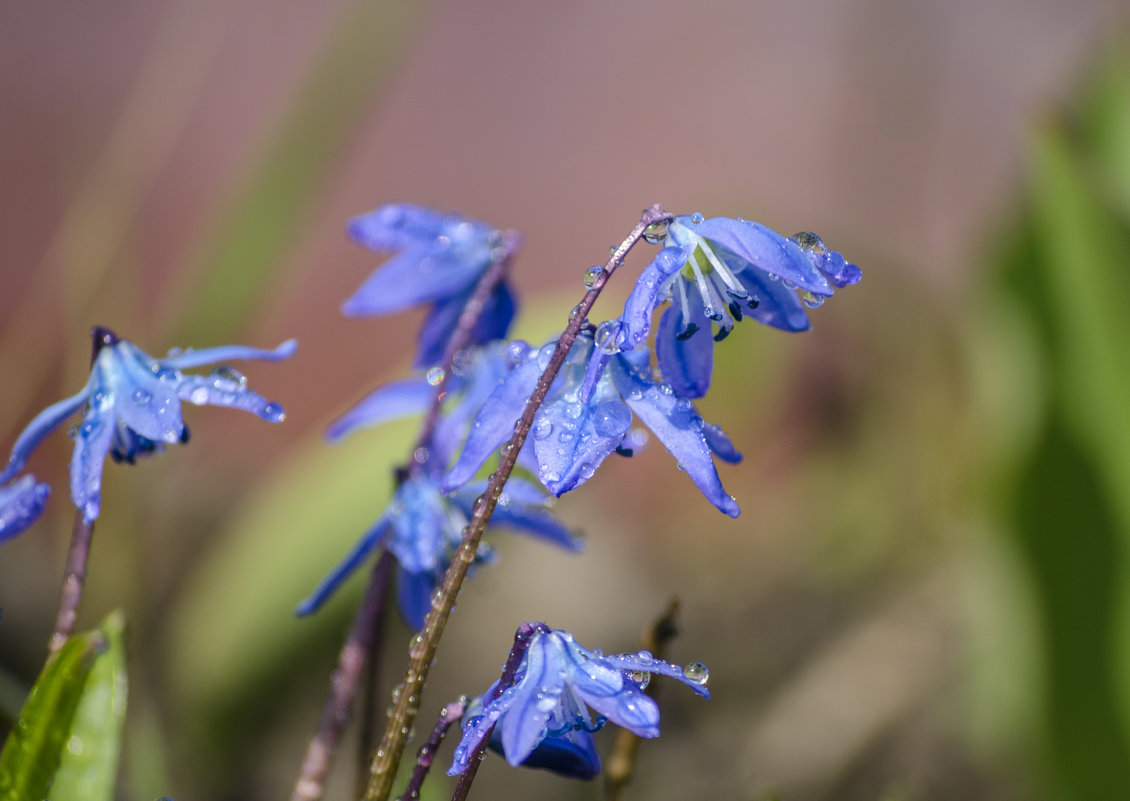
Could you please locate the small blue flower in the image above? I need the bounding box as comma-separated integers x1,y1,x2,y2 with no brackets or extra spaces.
0,327,296,523
622,215,861,397
0,475,50,544
295,474,581,629
344,204,518,367
442,332,742,517
448,624,709,778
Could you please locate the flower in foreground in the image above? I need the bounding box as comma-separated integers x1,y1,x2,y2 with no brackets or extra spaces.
0,475,50,544
295,475,581,629
0,327,296,522
448,623,710,779
344,204,518,367
442,332,742,517
622,214,861,397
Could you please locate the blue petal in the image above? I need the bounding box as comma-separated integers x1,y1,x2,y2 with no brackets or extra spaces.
348,204,456,251
499,634,558,766
604,653,711,700
0,388,88,484
159,339,297,370
325,378,432,443
449,683,519,776
609,357,739,517
70,411,115,523
387,480,452,573
396,567,435,631
484,498,582,552
817,250,863,288
512,706,601,780
108,346,186,443
702,423,742,464
620,246,687,349
738,268,811,332
441,351,542,492
295,516,389,616
342,246,486,317
0,476,50,544
574,677,659,739
655,286,714,399
692,217,832,295
176,375,285,423
414,291,467,369
470,278,518,353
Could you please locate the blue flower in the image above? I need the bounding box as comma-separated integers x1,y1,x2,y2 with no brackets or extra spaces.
448,624,710,778
344,204,518,368
442,331,742,517
0,475,50,544
622,215,861,397
0,327,296,523
295,474,581,629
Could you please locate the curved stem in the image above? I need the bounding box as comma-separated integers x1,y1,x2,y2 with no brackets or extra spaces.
363,205,672,801
396,697,468,801
48,510,95,655
289,550,394,801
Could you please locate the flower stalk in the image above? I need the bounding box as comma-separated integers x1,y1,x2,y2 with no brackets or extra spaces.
396,696,469,801
363,205,672,801
47,510,95,655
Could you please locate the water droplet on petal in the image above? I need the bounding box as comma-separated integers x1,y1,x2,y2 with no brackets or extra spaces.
132,389,151,404
594,320,623,355
210,365,247,388
790,231,826,255
683,661,709,685
262,402,286,423
627,670,651,689
689,212,705,224
801,291,825,309
534,417,553,440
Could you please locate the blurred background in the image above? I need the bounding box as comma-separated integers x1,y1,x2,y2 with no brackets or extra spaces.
2,1,1130,799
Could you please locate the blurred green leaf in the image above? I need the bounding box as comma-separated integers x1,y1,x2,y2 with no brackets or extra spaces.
0,612,127,801
51,612,128,801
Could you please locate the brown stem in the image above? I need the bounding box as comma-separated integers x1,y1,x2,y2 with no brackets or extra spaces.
289,550,394,801
604,598,682,801
48,510,95,655
363,205,672,801
396,697,468,801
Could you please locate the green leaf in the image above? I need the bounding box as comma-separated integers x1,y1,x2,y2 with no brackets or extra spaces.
0,613,128,801
51,612,128,801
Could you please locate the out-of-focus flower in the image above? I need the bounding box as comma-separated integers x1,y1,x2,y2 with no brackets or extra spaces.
448,623,710,778
0,327,295,522
442,332,741,517
294,474,580,629
343,204,517,367
0,475,50,544
622,214,861,397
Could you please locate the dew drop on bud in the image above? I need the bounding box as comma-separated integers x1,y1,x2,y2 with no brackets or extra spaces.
801,291,825,309
689,212,705,224
627,670,651,689
426,367,445,386
210,365,247,388
642,221,669,245
683,661,709,685
583,265,604,288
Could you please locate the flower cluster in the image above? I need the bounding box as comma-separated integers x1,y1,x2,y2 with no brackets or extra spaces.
448,624,710,779
0,327,296,523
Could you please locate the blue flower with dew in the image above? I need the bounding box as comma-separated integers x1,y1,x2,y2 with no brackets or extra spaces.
344,204,518,368
295,475,581,629
448,624,710,778
442,332,742,517
622,214,861,397
0,327,296,523
0,475,50,544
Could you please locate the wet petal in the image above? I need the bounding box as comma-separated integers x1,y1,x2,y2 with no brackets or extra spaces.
702,423,742,464
576,679,660,739
347,204,453,251
70,411,115,523
109,346,185,443
620,246,687,349
738,269,811,332
396,567,435,631
694,217,832,295
0,475,50,544
295,517,389,616
325,378,432,443
342,246,487,317
159,339,297,370
0,388,88,484
176,375,285,423
656,289,714,399
609,357,739,517
499,634,558,766
604,653,711,700
533,398,627,496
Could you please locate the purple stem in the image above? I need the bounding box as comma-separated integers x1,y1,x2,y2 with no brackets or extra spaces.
363,205,673,801
289,550,394,801
449,622,544,801
396,697,469,801
48,510,94,655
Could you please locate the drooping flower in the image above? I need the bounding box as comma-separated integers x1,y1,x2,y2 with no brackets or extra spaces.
343,204,518,367
0,327,296,522
448,623,710,778
0,475,50,544
294,474,581,629
442,331,742,517
622,214,861,397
